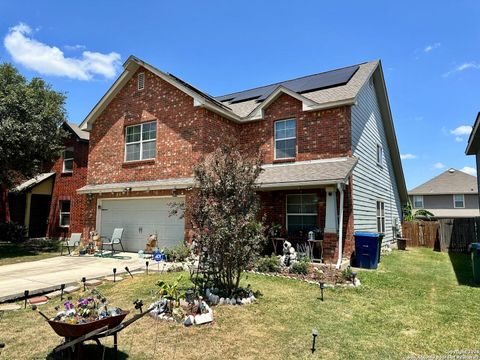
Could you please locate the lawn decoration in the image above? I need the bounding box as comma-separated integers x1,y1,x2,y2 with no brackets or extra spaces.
280,240,298,267
145,234,158,252
33,289,155,358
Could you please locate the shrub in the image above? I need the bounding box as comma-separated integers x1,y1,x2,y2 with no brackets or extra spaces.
163,244,191,262
290,260,309,275
256,255,281,273
0,221,27,243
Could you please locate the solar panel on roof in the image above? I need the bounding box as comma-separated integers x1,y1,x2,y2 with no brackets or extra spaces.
216,64,360,104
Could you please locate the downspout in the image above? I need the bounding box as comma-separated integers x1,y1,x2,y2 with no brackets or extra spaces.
336,183,345,269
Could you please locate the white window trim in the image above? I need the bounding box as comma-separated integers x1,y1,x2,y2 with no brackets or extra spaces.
59,200,71,228
376,143,383,167
274,119,296,160
286,193,318,233
137,72,145,91
124,121,157,162
453,194,465,209
413,195,424,209
376,200,385,233
62,147,74,173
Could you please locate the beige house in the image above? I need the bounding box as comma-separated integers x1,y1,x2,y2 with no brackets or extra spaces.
408,168,479,218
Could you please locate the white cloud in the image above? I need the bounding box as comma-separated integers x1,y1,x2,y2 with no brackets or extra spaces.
434,162,445,169
460,166,477,176
450,125,473,142
450,125,473,136
424,42,441,53
4,23,121,80
443,62,480,77
64,44,86,51
401,153,417,160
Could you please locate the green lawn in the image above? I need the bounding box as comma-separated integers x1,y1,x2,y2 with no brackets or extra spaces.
0,248,479,359
0,241,60,266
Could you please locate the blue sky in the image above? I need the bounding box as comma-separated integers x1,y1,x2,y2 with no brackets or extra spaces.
0,0,479,189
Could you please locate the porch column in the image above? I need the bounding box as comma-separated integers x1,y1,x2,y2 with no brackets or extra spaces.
324,186,338,234
24,192,32,237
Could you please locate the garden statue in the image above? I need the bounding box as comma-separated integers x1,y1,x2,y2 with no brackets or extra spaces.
145,234,158,252
280,240,297,267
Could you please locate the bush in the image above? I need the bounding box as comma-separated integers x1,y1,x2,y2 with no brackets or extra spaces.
256,255,281,273
163,244,191,262
290,260,309,275
0,221,27,243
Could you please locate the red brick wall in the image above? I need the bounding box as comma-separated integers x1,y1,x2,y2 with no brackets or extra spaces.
240,93,352,163
46,134,89,238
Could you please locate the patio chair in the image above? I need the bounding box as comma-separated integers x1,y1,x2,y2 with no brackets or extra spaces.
61,233,82,256
101,228,125,255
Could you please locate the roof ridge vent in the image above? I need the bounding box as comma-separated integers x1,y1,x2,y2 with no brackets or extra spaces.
448,168,455,173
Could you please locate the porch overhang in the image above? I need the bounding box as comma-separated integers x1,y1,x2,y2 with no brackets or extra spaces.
77,177,194,194
256,157,358,190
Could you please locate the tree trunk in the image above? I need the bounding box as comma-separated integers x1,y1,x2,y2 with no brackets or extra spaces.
0,185,10,222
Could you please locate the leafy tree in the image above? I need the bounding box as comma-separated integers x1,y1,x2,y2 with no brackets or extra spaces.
0,63,66,220
403,200,435,221
189,143,266,295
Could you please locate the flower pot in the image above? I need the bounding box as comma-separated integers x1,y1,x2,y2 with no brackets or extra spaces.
397,238,407,251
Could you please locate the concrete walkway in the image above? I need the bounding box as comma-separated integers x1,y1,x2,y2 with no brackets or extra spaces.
0,253,160,302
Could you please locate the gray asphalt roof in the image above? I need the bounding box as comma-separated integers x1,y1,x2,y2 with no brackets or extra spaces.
409,168,478,195
66,122,90,141
11,172,55,193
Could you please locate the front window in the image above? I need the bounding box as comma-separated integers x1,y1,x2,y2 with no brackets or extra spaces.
274,119,296,159
376,201,385,233
125,121,157,162
63,147,74,173
59,200,71,227
454,194,465,208
413,195,424,209
286,194,317,236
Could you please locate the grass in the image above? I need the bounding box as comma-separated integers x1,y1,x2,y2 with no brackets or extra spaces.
0,241,60,266
1,248,480,359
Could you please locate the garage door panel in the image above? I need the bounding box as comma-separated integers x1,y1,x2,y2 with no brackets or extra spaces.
99,198,185,252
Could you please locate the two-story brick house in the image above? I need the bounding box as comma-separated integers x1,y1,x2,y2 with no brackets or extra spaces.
8,122,89,238
78,56,407,264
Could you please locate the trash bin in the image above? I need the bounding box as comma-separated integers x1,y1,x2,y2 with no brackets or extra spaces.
469,243,480,284
354,232,382,269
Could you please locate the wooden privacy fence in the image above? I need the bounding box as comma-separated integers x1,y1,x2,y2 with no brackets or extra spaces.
402,218,480,252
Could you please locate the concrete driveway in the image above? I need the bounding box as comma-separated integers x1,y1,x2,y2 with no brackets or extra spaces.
0,253,151,302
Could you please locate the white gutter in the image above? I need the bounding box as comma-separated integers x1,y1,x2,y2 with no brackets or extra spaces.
336,183,345,269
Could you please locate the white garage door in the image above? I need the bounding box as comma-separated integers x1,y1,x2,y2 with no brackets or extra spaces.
98,197,185,252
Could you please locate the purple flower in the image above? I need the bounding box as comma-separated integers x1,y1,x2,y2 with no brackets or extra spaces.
64,301,74,310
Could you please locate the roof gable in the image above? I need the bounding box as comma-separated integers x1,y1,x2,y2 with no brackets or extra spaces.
409,169,478,195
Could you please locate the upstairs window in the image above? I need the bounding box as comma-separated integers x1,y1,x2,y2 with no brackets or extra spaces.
376,143,383,167
137,72,145,90
125,121,157,162
274,119,296,159
63,147,74,173
59,200,71,227
454,194,465,208
413,195,424,209
286,194,318,236
376,200,385,233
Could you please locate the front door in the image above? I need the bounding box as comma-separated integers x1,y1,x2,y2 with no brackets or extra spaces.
29,194,51,238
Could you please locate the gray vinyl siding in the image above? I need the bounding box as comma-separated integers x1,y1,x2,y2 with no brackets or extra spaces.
351,80,403,246
409,194,478,210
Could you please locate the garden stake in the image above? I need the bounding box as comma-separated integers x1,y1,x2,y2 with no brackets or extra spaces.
351,272,357,287
113,268,117,282
319,282,325,301
60,284,65,301
24,290,29,309
125,266,133,278
32,305,49,321
311,329,318,353
81,277,86,291
146,261,149,275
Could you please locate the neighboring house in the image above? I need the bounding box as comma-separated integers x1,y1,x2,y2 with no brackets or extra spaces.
465,112,480,206
77,55,407,262
8,122,89,238
408,168,479,218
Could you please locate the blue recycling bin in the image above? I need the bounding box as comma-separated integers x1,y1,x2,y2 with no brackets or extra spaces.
354,232,383,269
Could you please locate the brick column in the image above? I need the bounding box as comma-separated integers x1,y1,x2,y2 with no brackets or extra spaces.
323,232,339,261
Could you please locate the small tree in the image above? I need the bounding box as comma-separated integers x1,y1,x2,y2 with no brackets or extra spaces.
403,201,435,221
190,143,266,295
0,63,66,220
